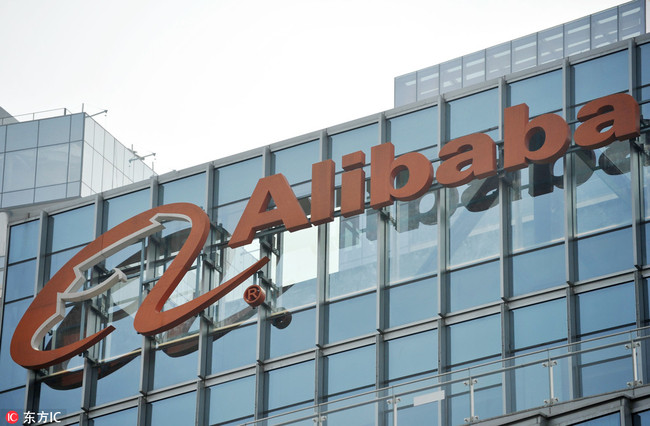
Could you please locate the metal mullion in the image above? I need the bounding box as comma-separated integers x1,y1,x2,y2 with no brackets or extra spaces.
376,113,388,426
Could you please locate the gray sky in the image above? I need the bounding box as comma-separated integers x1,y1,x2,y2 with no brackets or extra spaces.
0,0,629,174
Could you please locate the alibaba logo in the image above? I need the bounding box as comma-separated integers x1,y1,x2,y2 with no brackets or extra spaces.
11,203,268,370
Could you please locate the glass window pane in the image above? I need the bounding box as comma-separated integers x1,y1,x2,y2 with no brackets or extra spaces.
574,413,620,426
4,260,36,301
511,163,564,251
208,376,255,425
577,282,635,336
417,65,439,100
449,260,499,312
328,214,377,298
68,141,82,182
620,2,644,39
486,42,511,80
591,9,618,48
326,346,374,396
152,338,199,390
47,205,95,252
91,408,138,426
387,277,437,328
327,293,375,343
103,189,150,231
578,228,633,281
572,50,628,105
272,227,318,309
0,388,26,417
512,244,565,296
159,173,205,208
94,355,140,406
574,143,631,234
0,299,31,390
150,392,196,426
388,195,438,282
462,51,485,87
395,73,416,107
330,124,377,171
448,178,500,267
509,70,562,117
210,324,257,374
512,299,566,350
273,140,319,184
215,156,263,205
268,308,315,359
8,220,40,263
38,116,70,147
512,35,537,73
6,121,37,151
4,149,36,192
266,361,314,411
388,107,438,156
440,58,462,93
449,314,500,366
38,378,81,417
538,26,564,64
565,17,591,56
447,89,498,139
387,330,437,381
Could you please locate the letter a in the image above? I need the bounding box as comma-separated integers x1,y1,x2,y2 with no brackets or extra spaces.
574,93,640,149
503,104,570,172
229,174,310,248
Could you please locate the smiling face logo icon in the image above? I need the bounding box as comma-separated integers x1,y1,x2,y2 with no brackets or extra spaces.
10,203,268,370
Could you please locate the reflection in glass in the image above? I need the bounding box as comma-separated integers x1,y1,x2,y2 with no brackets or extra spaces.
512,244,565,296
387,330,437,381
0,299,31,391
327,293,375,343
388,195,438,283
577,228,632,280
266,361,314,413
4,260,36,301
326,345,374,397
512,299,566,351
8,220,40,263
38,116,70,147
448,315,500,366
387,277,437,328
215,157,263,205
273,140,319,184
91,408,138,426
271,227,318,309
48,205,95,253
330,124,377,171
512,35,537,73
509,70,562,117
153,334,199,389
388,107,438,157
159,173,205,208
208,376,255,425
267,308,315,359
94,354,140,406
210,323,257,374
448,179,499,267
4,149,36,192
6,121,37,151
447,89,498,139
150,392,196,426
328,214,377,298
449,261,499,312
572,50,628,105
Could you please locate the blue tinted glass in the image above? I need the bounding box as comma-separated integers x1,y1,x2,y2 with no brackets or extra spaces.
274,227,318,308
580,352,631,398
5,260,36,301
577,282,635,336
214,200,247,237
326,345,375,396
328,214,378,298
578,228,633,281
209,376,255,424
449,380,502,426
509,70,562,117
388,277,437,328
159,173,205,208
268,308,315,359
449,315,501,365
575,143,631,234
6,121,37,151
267,361,314,410
327,293,376,343
573,50,628,105
103,190,150,231
0,299,31,391
640,44,650,89
153,339,198,389
388,107,438,156
511,164,565,251
512,299,566,350
512,245,565,296
8,220,40,263
211,324,257,374
150,392,195,426
330,124,378,171
94,355,140,406
38,116,70,146
634,410,650,425
574,413,620,426
273,141,319,184
447,89,498,139
448,179,500,266
48,205,95,252
449,261,499,312
0,388,26,416
38,378,81,416
388,330,437,381
389,195,438,282
92,408,138,426
216,157,263,205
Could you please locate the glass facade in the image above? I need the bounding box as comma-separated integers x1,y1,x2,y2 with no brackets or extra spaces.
0,11,650,426
0,112,154,208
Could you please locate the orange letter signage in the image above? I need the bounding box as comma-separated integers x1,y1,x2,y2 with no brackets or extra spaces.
574,93,640,149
